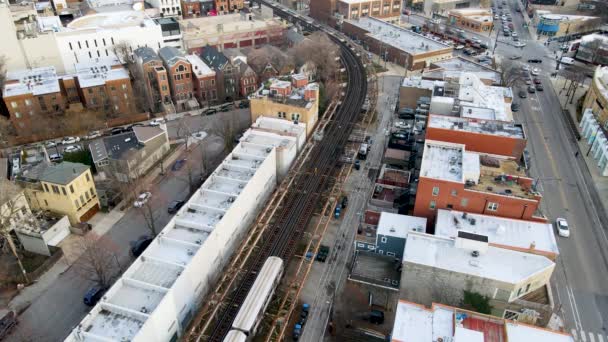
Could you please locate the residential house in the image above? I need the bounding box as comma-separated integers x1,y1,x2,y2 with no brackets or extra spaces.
89,126,170,182
133,47,172,113
185,54,217,106
223,49,258,97
17,161,100,225
159,46,195,111
75,61,136,115
181,0,215,18
200,45,238,102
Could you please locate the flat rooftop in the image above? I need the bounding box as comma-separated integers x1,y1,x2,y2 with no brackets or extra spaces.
428,114,525,139
377,212,426,239
435,209,559,255
419,140,465,183
66,10,156,30
403,232,555,284
402,76,445,90
458,73,512,122
346,17,451,55
466,155,538,200
350,251,401,289
75,62,130,88
425,57,501,84
4,67,60,97
251,116,306,137
185,54,215,78
180,13,285,38
392,300,574,342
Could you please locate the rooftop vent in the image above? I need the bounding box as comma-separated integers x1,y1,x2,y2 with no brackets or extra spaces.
471,250,479,257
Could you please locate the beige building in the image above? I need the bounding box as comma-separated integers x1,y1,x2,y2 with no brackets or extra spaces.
337,0,402,23
582,66,608,126
448,8,494,33
17,162,100,225
249,78,320,135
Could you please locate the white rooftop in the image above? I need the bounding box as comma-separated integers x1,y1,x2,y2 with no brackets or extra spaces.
403,232,555,284
251,116,306,136
458,73,512,122
347,17,451,55
505,322,575,342
419,140,465,183
4,67,60,97
402,76,445,90
66,10,156,30
75,61,130,88
391,301,454,342
428,114,525,139
69,128,279,341
185,54,215,78
271,80,292,89
435,209,559,255
377,212,427,239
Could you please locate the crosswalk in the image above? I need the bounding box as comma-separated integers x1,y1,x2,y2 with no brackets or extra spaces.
571,329,608,342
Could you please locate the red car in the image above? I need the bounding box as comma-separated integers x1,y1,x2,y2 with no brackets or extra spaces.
534,78,542,84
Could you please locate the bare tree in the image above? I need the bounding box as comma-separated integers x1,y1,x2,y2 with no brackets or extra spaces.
114,42,148,113
206,117,239,154
71,232,120,288
498,58,525,87
0,181,30,283
290,32,339,83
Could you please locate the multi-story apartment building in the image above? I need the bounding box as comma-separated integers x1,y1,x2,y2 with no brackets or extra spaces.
413,140,545,227
184,54,217,106
3,67,66,132
310,0,339,24
159,46,194,109
18,161,100,225
134,47,172,112
75,62,136,115
214,0,243,13
200,46,238,102
146,0,183,17
181,0,215,18
238,63,258,97
337,0,402,23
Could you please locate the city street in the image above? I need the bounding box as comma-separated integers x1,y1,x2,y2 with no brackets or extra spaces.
5,115,238,341
497,1,608,340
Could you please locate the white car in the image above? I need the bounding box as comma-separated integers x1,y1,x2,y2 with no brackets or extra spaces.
556,218,570,237
511,32,518,37
455,45,465,50
85,130,102,140
560,56,575,65
531,68,540,76
149,118,165,126
46,141,57,148
514,42,527,48
63,145,82,153
522,65,530,72
61,136,80,145
134,192,152,208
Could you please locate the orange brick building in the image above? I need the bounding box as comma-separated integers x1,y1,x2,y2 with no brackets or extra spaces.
214,0,243,13
3,67,66,132
75,62,136,115
185,54,217,106
414,140,545,230
134,47,172,112
159,46,194,110
425,114,527,160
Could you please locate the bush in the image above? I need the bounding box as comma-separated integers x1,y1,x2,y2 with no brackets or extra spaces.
462,290,492,314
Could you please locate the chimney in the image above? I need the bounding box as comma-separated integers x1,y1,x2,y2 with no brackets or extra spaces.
529,241,536,251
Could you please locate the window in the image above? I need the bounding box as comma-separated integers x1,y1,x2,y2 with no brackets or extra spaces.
44,183,49,192
460,198,468,207
451,189,457,196
74,200,79,208
85,192,90,200
103,38,106,46
14,112,21,118
86,173,90,182
122,84,127,90
80,195,85,204
429,200,436,210
381,236,387,243
10,101,17,108
90,188,95,197
357,243,365,248
78,41,81,49
386,252,395,257
487,202,499,211
52,185,60,194
69,42,73,50
432,187,440,196
62,187,67,195
70,184,74,193
85,40,89,48
88,51,92,58
111,37,115,45
525,283,531,292
94,39,98,47
44,200,49,206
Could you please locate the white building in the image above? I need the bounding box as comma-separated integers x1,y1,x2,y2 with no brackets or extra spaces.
56,11,164,73
435,209,559,259
458,72,513,122
251,116,307,153
391,299,575,342
145,0,182,17
66,122,301,342
580,108,608,176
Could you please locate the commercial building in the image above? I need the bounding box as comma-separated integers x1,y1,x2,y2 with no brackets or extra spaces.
582,66,608,127
214,0,244,14
342,17,453,70
435,209,559,260
399,77,446,109
159,46,195,110
400,231,555,306
3,67,66,132
425,114,527,159
88,126,170,182
336,0,402,23
17,162,100,225
200,46,239,102
391,300,574,342
66,119,301,342
576,34,608,65
74,61,137,115
579,109,608,176
533,11,601,41
457,73,513,122
249,77,320,135
423,0,489,16
310,0,338,24
181,0,215,18
447,8,494,33
180,12,287,53
413,140,544,225
423,56,502,86
250,116,307,151
184,54,217,106
133,47,172,113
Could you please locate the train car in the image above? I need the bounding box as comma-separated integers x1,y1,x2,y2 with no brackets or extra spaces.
223,330,247,342
231,257,284,337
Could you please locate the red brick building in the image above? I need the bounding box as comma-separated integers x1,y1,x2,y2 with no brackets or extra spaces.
413,140,545,229
185,54,218,106
159,46,194,110
426,114,527,160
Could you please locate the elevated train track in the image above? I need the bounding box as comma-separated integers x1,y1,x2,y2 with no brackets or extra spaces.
189,3,368,341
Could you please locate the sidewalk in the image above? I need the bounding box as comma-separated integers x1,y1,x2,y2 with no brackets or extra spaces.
550,76,608,216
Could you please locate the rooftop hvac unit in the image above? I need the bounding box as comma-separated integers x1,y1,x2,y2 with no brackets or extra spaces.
187,249,194,256
228,197,235,203
195,239,202,244
238,184,244,189
471,250,479,257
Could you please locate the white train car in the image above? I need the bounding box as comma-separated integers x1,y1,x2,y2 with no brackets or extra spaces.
223,330,247,342
231,257,284,337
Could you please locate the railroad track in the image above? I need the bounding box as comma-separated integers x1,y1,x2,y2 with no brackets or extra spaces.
196,4,368,341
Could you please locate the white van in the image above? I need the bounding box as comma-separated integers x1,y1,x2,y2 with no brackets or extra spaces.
560,57,575,65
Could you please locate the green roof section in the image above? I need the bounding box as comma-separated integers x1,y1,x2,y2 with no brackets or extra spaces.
36,162,89,185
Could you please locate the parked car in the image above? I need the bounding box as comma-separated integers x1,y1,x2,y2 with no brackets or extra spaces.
168,200,185,214
511,103,520,112
531,68,540,76
219,103,233,112
238,100,250,108
518,90,527,98
61,136,80,145
204,108,218,115
533,78,542,84
49,153,63,162
64,145,82,153
556,218,570,237
133,191,152,208
522,65,530,72
0,309,17,339
560,56,575,65
171,159,186,171
149,118,165,126
528,58,542,63
111,127,126,135
535,83,544,91
46,140,57,148
84,130,102,140
525,79,532,85
527,86,536,93
514,42,527,48
454,44,465,50
130,235,154,257
510,55,522,60
83,287,105,306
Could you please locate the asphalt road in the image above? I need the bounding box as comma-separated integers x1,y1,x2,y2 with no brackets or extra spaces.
5,118,233,342
497,1,608,340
